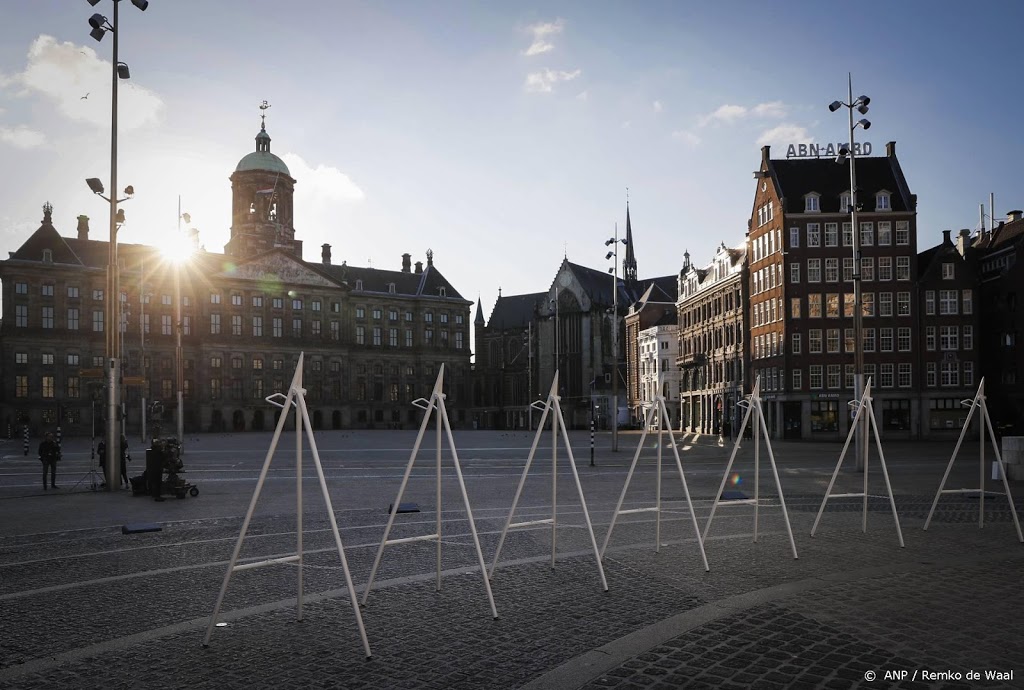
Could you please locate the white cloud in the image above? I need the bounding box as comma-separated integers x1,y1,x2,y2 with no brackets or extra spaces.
524,68,581,93
752,101,786,118
757,124,812,147
575,90,588,101
699,101,788,127
621,121,632,130
0,125,46,149
281,153,365,205
653,100,663,114
8,35,163,131
671,129,702,147
524,19,565,56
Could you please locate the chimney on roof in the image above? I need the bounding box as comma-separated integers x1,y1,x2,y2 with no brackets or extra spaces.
402,252,411,273
321,243,331,265
414,260,423,274
957,229,971,257
1008,210,1023,223
886,141,896,157
76,215,90,241
942,230,952,244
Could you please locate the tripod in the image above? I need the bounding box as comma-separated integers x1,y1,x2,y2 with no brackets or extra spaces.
72,446,104,492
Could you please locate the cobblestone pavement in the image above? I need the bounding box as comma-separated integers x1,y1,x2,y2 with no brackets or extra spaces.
1,433,1022,689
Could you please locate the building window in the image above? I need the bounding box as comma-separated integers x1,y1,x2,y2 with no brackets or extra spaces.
210,314,221,335
311,320,321,336
864,328,876,352
330,320,340,341
405,329,413,347
842,258,854,282
827,364,841,389
791,332,802,354
940,361,959,387
272,358,283,370
292,318,302,337
805,195,820,213
92,310,104,332
41,284,54,297
825,258,839,282
926,326,936,351
41,306,54,329
792,369,802,390
253,357,264,370
962,289,973,315
455,331,464,350
809,365,823,390
940,325,959,351
964,361,974,387
842,222,853,247
231,356,243,370
211,356,222,368
897,292,911,316
895,221,910,245
807,259,821,283
826,293,839,318
272,317,283,338
807,223,821,247
15,281,28,294
879,363,894,388
356,325,365,345
389,309,398,321
860,257,874,282
355,280,363,291
789,263,800,284
292,298,303,311
844,328,854,352
898,327,911,352
252,316,263,337
273,297,284,309
372,307,382,320
252,295,263,307
67,376,80,398
895,256,910,280
840,193,851,212
791,297,801,319
898,363,911,388
880,327,893,352
356,307,365,319
312,299,321,312
826,329,840,353
927,362,937,387
210,292,221,304
963,325,973,350
808,294,822,318
161,314,172,336
16,375,28,397
425,312,433,323
824,222,838,247
876,192,891,211
67,286,80,298
879,292,893,317
210,378,221,399
42,375,55,398
789,227,799,248
372,327,382,345
877,257,892,281
389,328,398,347
859,222,873,247
877,221,892,245
809,329,822,353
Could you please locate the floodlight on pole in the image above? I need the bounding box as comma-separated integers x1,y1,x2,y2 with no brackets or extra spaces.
86,177,105,194
828,73,872,474
605,230,627,452
84,0,151,493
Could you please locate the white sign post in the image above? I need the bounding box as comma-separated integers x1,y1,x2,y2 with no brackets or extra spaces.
361,364,498,618
600,377,708,571
703,377,798,559
811,378,904,547
489,371,608,590
202,352,371,658
924,378,1023,542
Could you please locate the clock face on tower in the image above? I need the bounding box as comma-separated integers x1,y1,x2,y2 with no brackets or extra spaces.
559,272,572,288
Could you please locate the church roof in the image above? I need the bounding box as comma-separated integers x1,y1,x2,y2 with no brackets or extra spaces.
487,292,546,329
235,150,290,175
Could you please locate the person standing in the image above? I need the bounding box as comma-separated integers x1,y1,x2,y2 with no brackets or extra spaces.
39,432,60,490
119,434,131,488
97,439,108,488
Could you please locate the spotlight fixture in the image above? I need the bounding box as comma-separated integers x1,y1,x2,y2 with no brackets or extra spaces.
86,177,105,194
858,118,871,130
116,62,130,79
123,185,134,197
828,100,842,113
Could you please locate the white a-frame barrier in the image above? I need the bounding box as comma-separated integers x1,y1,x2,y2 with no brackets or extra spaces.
923,378,1023,542
600,383,709,572
811,378,904,547
203,353,371,658
361,364,498,618
703,377,798,559
489,371,608,591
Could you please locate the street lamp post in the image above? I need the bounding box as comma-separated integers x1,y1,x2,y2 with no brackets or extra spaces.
606,228,627,452
85,0,149,490
176,201,189,448
829,74,871,473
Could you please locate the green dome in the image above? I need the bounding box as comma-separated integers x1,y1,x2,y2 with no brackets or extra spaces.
235,151,290,175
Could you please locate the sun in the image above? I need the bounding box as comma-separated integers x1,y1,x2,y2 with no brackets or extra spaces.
159,234,194,264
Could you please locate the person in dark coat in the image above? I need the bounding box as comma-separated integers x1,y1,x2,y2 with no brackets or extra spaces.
119,434,130,488
39,433,60,490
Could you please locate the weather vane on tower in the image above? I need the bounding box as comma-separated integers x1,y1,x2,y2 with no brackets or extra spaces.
260,100,271,129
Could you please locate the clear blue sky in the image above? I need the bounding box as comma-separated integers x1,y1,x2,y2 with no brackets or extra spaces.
2,1,1022,318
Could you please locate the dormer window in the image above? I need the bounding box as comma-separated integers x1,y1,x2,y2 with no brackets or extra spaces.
804,193,820,213
875,191,892,211
388,283,396,294
840,192,852,213
42,249,53,263
355,279,363,291
439,287,447,297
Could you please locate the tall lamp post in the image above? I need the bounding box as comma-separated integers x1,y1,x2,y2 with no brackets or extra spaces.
84,0,149,490
829,74,871,472
606,228,627,452
175,202,191,448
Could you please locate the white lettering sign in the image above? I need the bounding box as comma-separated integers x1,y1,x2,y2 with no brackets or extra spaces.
785,142,873,158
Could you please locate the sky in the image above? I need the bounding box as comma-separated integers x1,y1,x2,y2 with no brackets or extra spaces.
2,1,1023,321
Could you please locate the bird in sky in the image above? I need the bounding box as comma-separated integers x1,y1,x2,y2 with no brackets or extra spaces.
81,93,89,99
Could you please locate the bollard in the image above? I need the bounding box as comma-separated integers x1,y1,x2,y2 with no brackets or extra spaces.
57,426,62,452
23,424,29,456
590,418,595,467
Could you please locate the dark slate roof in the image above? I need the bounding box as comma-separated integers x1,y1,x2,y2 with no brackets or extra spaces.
488,292,546,329
653,309,677,327
566,260,616,306
10,218,83,265
318,262,466,300
977,217,1024,250
634,275,677,303
768,143,913,214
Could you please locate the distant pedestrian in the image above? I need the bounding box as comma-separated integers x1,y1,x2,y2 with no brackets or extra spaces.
39,432,60,490
97,439,108,488
119,434,130,489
